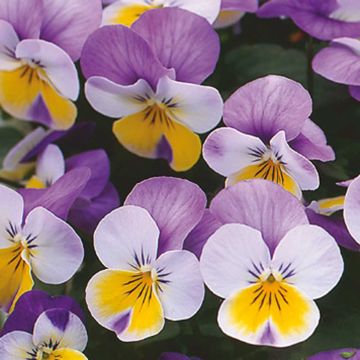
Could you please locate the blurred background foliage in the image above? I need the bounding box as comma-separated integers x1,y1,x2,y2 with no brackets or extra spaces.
1,14,360,360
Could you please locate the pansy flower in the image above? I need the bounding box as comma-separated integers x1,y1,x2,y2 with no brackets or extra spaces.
86,177,206,341
18,144,120,234
257,0,360,41
313,38,360,101
0,0,102,129
81,8,223,171
214,0,258,29
0,290,88,359
200,179,344,347
0,185,84,313
308,348,360,359
203,75,334,198
102,0,221,27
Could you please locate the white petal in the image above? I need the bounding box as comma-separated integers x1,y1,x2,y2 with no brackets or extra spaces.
0,20,21,71
156,76,223,134
203,127,267,176
154,250,204,321
0,185,23,249
344,174,360,244
272,225,344,299
15,39,79,100
22,207,84,284
36,145,65,186
94,205,159,270
33,309,87,351
270,131,319,190
85,76,153,118
200,223,271,299
0,331,33,359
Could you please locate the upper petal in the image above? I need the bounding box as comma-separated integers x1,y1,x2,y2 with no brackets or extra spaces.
200,223,271,299
40,0,102,61
344,175,360,244
125,177,207,255
272,225,344,299
22,207,84,284
94,205,159,270
132,7,220,84
210,179,309,255
223,75,312,142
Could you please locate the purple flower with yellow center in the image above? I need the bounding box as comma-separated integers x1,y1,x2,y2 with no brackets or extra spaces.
258,0,360,41
313,37,360,101
214,0,258,29
203,75,334,198
308,348,360,359
81,8,223,172
0,185,84,313
102,0,221,27
86,177,206,341
18,144,120,234
200,179,344,347
0,0,102,129
0,290,88,359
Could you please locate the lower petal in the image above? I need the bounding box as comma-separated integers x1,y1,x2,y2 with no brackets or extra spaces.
51,348,87,360
218,282,319,347
0,244,34,313
86,269,164,342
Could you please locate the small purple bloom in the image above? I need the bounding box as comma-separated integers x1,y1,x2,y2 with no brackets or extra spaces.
308,348,360,360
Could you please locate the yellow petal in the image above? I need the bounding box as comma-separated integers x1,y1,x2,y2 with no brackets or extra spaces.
51,348,87,360
317,196,345,216
0,244,34,313
108,4,156,27
26,175,46,189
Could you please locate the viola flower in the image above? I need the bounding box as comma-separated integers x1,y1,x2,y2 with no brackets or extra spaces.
0,185,84,313
81,8,223,171
203,75,334,198
18,145,120,234
0,0,102,129
86,177,206,341
0,291,88,359
257,0,360,41
313,38,360,101
308,348,359,359
214,0,258,29
102,0,221,27
200,179,344,347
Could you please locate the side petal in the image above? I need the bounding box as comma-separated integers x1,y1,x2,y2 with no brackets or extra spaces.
0,20,21,71
272,225,344,299
203,127,267,177
349,85,360,101
33,309,87,351
36,145,65,186
344,175,360,244
132,7,220,84
218,283,320,347
210,179,309,255
86,269,165,341
94,205,159,270
200,224,271,299
156,76,223,133
125,177,207,255
270,131,320,191
80,25,171,89
154,250,205,321
22,207,84,284
224,75,312,142
0,331,33,359
40,0,103,61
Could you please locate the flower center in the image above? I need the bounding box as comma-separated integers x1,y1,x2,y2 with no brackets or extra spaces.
36,346,53,360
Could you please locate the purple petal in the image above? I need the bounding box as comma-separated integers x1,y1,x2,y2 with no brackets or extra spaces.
0,0,42,39
1,290,84,336
224,75,312,142
125,177,207,255
222,0,258,12
183,209,222,259
66,149,110,199
210,179,309,254
40,0,102,61
289,119,335,162
160,353,192,360
349,85,360,101
306,208,360,251
308,348,360,360
80,25,172,89
132,8,220,84
19,168,91,220
68,183,120,234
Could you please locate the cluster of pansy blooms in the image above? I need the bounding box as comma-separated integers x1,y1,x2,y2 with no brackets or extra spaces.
0,0,359,359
